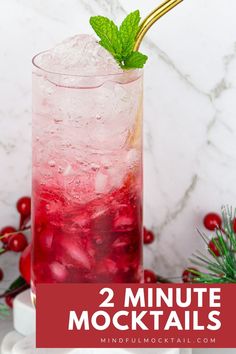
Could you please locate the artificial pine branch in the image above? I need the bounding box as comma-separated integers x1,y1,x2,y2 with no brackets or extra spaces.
0,304,10,318
190,206,236,283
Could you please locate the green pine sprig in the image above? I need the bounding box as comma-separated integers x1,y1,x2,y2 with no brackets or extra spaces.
0,303,10,318
90,10,148,69
190,206,236,284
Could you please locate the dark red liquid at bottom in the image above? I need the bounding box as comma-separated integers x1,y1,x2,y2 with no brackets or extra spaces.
32,180,143,290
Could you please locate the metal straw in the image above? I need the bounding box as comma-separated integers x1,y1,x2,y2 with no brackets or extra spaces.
134,0,184,51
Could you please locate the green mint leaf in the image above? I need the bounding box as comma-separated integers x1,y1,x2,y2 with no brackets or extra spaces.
123,51,148,69
90,16,122,59
90,11,148,69
119,10,141,57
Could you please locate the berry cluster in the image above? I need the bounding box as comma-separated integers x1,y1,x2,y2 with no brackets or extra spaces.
182,211,233,283
0,197,31,307
204,212,223,257
144,213,227,284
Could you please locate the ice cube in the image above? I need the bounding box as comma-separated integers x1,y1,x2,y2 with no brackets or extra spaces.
35,35,122,76
72,210,90,229
95,172,108,194
113,205,136,231
34,261,68,283
112,235,130,251
55,237,93,271
104,259,118,274
38,228,54,252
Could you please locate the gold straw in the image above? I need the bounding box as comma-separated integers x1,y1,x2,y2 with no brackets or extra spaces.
134,0,184,51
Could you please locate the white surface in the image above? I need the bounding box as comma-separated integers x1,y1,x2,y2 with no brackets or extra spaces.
12,335,74,354
1,331,23,354
0,314,14,348
0,0,236,346
13,290,35,336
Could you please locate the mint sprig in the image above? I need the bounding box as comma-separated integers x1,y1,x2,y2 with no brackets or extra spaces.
119,10,141,58
90,10,148,69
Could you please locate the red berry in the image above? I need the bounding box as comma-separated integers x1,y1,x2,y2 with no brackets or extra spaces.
0,268,4,281
182,268,198,283
144,227,155,244
208,238,221,257
203,212,222,231
16,197,31,217
8,233,28,252
5,295,14,308
0,226,16,244
233,218,236,233
19,244,31,284
144,269,157,283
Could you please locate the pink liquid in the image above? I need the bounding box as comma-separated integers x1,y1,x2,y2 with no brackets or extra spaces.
32,172,142,288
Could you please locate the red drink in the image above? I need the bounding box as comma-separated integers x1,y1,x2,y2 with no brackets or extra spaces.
32,174,142,285
32,35,143,294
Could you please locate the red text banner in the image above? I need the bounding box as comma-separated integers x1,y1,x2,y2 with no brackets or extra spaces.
36,284,235,348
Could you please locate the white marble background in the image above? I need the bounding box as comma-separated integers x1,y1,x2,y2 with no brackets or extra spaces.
0,0,236,298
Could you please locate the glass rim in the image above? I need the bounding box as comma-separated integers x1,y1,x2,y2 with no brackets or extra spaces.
32,50,142,79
